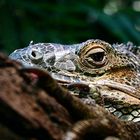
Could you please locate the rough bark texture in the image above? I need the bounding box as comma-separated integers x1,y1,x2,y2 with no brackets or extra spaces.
0,53,139,140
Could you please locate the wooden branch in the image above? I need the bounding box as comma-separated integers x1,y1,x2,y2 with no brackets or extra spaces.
0,53,139,140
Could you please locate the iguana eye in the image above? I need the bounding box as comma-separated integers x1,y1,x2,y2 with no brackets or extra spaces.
28,49,43,63
85,47,107,67
88,52,104,62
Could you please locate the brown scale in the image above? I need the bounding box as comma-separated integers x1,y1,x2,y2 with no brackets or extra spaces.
107,67,139,88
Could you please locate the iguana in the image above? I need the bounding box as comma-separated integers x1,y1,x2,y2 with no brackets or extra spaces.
9,39,140,122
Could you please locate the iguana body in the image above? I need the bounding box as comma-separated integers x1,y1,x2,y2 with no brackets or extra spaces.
9,39,140,122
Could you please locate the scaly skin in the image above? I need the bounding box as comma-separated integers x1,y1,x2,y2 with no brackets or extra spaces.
9,39,140,122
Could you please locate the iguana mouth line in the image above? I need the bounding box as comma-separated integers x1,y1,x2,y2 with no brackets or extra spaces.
91,80,139,99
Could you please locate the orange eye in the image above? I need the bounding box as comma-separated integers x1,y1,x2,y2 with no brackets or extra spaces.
84,47,107,67
88,51,105,62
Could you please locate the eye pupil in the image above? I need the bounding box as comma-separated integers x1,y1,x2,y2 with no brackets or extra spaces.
89,52,104,62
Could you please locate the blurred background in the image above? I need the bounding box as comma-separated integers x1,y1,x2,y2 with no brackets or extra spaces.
1,0,140,54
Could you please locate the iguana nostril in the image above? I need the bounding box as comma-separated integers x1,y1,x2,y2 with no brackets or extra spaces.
31,51,36,57
29,50,43,63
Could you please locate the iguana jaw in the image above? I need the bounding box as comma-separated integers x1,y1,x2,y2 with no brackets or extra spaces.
49,71,140,122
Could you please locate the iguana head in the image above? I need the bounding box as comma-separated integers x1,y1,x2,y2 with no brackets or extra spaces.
9,39,140,122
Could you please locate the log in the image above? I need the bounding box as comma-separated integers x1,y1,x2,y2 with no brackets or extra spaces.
0,53,139,140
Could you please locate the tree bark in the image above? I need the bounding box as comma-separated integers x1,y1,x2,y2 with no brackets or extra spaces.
0,53,139,140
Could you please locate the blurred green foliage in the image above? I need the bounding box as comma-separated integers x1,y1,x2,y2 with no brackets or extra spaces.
0,0,140,53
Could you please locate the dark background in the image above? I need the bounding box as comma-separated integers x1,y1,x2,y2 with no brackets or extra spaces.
1,0,140,54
